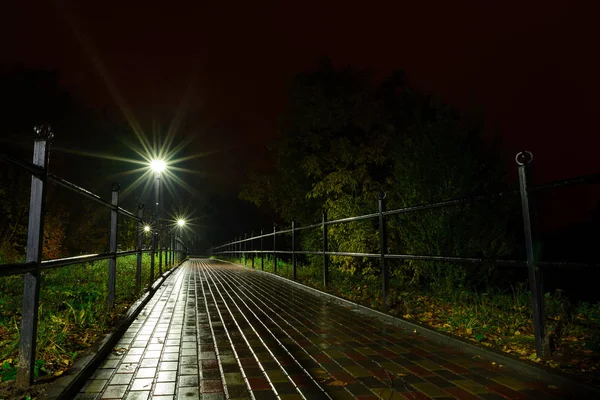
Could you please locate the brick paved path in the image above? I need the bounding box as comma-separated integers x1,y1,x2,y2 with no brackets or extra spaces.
77,259,566,399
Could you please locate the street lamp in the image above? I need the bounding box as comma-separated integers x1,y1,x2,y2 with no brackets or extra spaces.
150,159,167,277
177,219,185,227
144,225,151,232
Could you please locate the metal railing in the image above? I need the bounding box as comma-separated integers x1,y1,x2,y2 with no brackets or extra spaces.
213,150,600,360
0,125,188,387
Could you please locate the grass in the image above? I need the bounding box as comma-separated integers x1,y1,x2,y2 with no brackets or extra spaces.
218,255,600,385
0,252,181,384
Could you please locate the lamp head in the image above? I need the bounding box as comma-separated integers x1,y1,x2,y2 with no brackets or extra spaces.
150,159,167,173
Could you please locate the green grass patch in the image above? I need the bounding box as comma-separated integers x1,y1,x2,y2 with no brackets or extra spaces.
0,252,182,382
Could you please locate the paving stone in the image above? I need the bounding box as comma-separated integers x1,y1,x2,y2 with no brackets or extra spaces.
109,373,133,385
130,378,153,391
139,359,159,368
83,379,108,393
179,374,199,387
157,370,177,382
154,382,176,395
100,384,128,399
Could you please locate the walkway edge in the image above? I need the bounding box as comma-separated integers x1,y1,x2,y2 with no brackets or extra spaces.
216,258,600,399
40,260,186,400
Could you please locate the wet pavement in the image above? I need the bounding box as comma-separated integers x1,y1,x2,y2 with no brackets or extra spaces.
76,259,568,399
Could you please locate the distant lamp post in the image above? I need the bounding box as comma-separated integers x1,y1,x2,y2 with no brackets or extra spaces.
177,219,185,227
150,159,167,277
144,225,151,233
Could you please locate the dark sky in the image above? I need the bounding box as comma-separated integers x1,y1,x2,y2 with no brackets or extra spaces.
2,0,600,235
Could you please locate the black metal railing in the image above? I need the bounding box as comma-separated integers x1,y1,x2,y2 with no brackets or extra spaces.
0,125,188,387
213,150,600,360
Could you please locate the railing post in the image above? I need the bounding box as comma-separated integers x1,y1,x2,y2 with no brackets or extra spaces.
136,202,144,290
251,231,255,269
378,193,389,311
517,151,547,357
292,221,296,280
17,125,52,388
150,213,155,284
167,233,170,266
323,211,329,288
244,233,247,263
107,184,120,309
260,229,264,270
273,224,277,273
158,227,163,275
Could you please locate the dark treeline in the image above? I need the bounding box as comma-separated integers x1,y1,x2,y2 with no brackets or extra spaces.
239,59,598,297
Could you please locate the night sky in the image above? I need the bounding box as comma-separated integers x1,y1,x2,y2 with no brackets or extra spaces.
2,0,600,241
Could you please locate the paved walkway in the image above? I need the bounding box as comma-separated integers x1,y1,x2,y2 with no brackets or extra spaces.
76,259,567,399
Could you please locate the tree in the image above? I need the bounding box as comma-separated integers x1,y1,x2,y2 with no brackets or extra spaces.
241,60,516,288
387,105,517,291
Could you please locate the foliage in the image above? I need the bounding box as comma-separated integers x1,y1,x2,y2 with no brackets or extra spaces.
42,207,69,260
0,168,30,264
240,60,517,288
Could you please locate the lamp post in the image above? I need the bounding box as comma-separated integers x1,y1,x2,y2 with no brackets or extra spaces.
176,219,185,262
150,159,166,280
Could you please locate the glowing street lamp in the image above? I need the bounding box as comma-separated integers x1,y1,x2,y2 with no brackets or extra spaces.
150,158,167,276
144,225,151,232
150,159,166,174
177,219,185,227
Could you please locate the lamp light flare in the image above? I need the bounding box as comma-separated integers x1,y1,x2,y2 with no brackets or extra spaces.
150,159,167,173
144,225,151,232
177,219,185,227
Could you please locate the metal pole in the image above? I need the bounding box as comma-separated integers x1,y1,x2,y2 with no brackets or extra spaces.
273,224,277,273
17,125,52,388
158,230,162,275
244,232,247,263
323,211,329,288
260,229,264,270
150,216,155,284
136,203,144,289
155,172,160,275
292,221,296,280
251,231,255,269
379,193,389,311
517,151,546,357
107,184,120,308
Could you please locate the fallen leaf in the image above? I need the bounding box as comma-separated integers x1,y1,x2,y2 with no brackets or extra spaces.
548,385,558,389
328,381,348,387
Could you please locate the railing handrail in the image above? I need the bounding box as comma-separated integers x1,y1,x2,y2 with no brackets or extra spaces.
0,249,160,277
48,173,141,221
214,170,600,250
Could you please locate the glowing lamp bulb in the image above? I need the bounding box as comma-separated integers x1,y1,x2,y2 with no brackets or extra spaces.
150,159,166,173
